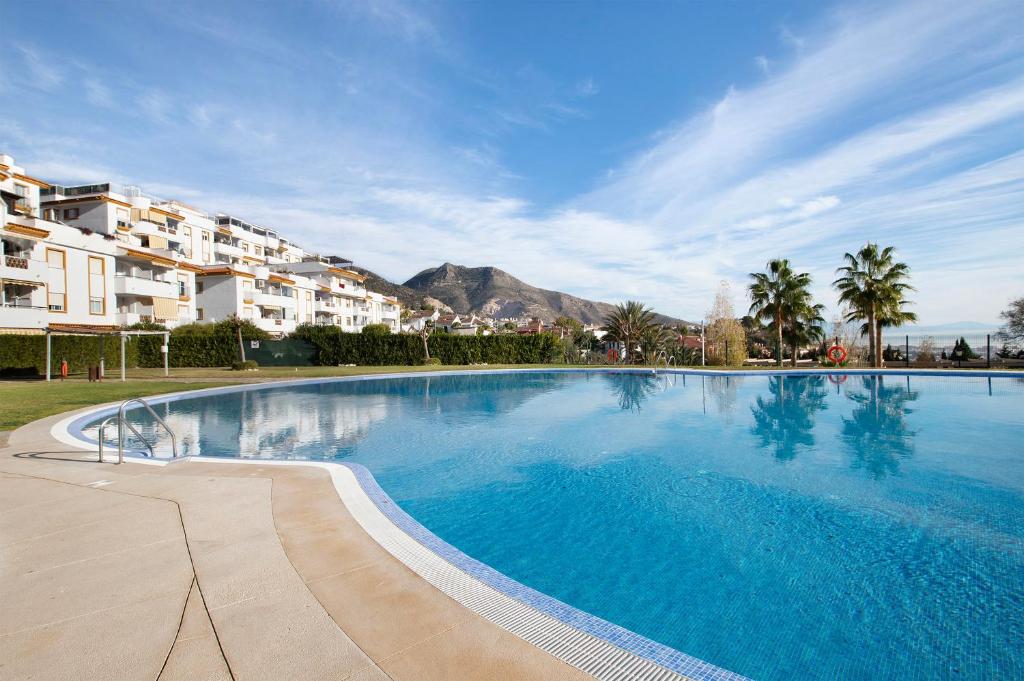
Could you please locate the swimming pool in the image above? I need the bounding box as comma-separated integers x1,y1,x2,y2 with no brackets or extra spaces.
76,371,1024,680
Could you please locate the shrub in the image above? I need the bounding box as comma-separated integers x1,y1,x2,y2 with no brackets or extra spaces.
291,325,560,366
361,323,391,336
124,321,168,332
231,360,259,371
423,357,442,366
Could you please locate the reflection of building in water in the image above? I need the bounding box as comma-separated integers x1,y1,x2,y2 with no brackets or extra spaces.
177,388,392,459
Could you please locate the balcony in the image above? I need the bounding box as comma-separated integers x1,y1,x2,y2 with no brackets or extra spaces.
114,274,178,299
0,255,46,285
117,312,153,326
12,198,35,216
0,303,46,329
253,290,295,307
254,317,296,335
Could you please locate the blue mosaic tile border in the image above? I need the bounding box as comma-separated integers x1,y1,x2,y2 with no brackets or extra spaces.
341,461,750,681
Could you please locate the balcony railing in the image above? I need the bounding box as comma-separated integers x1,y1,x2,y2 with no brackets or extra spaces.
4,255,29,269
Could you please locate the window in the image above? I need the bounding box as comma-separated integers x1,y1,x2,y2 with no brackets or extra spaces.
183,225,191,238
195,281,204,294
243,307,253,319
177,275,188,297
88,256,106,315
255,246,263,256
241,242,249,253
201,231,211,262
178,304,189,319
64,208,80,220
46,249,67,312
13,183,28,198
196,308,204,320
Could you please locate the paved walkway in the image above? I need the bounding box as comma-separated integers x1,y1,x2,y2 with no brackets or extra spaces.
0,409,593,680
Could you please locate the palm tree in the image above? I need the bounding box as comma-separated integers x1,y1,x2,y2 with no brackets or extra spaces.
834,244,915,368
748,259,813,367
785,300,826,367
602,301,658,364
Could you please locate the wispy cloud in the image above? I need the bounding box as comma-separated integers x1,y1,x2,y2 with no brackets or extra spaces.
1,0,1020,325
16,44,63,91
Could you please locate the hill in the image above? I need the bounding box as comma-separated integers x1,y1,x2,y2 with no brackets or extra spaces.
401,263,686,325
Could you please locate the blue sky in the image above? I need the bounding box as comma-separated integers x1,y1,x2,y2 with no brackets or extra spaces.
1,0,1021,325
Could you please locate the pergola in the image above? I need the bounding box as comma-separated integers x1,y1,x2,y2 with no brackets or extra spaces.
44,326,170,382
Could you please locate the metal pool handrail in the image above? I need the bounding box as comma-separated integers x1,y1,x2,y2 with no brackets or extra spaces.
98,397,178,464
653,351,676,373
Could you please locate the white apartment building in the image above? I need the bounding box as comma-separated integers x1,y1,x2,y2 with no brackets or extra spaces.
1,155,119,334
39,183,198,328
267,260,401,332
0,153,402,338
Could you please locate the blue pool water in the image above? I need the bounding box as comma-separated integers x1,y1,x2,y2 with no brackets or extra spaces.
82,371,1024,680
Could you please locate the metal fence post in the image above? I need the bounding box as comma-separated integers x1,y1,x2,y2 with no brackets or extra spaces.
725,339,729,366
905,335,910,367
987,334,991,368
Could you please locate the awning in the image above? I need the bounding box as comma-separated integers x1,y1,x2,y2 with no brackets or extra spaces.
148,234,169,250
2,223,50,240
258,304,282,311
152,297,179,321
0,278,43,287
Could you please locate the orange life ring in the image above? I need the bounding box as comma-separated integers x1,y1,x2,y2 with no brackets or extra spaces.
826,345,848,365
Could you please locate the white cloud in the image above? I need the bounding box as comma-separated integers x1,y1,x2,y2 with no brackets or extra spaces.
16,44,63,91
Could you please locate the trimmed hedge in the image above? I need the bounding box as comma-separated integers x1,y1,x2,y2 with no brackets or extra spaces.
137,335,240,368
292,325,561,365
0,334,140,377
0,326,562,374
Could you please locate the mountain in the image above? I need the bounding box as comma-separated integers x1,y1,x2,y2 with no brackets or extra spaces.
349,267,453,313
401,263,687,326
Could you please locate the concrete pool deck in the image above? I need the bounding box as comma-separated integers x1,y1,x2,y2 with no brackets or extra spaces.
0,409,599,681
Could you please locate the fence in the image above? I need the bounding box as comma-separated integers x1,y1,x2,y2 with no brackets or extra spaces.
877,333,1023,369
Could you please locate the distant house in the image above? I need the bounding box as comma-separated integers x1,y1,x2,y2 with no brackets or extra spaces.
516,318,546,335
402,309,439,332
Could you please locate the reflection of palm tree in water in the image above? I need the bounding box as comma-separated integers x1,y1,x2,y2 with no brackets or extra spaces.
750,375,829,460
842,375,917,478
605,373,659,411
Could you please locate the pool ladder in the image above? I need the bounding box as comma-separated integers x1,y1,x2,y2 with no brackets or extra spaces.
98,397,178,464
653,351,676,373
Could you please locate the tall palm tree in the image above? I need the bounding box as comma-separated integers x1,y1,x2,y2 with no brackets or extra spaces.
834,244,915,368
602,301,658,364
748,259,813,367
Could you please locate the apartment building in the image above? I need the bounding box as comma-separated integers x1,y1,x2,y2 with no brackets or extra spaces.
39,183,198,328
267,260,401,332
0,153,402,337
1,155,119,333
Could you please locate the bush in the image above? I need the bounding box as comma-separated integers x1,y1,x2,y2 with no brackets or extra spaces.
231,360,259,371
124,321,168,332
171,319,270,340
423,357,442,366
361,323,391,336
292,325,560,366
